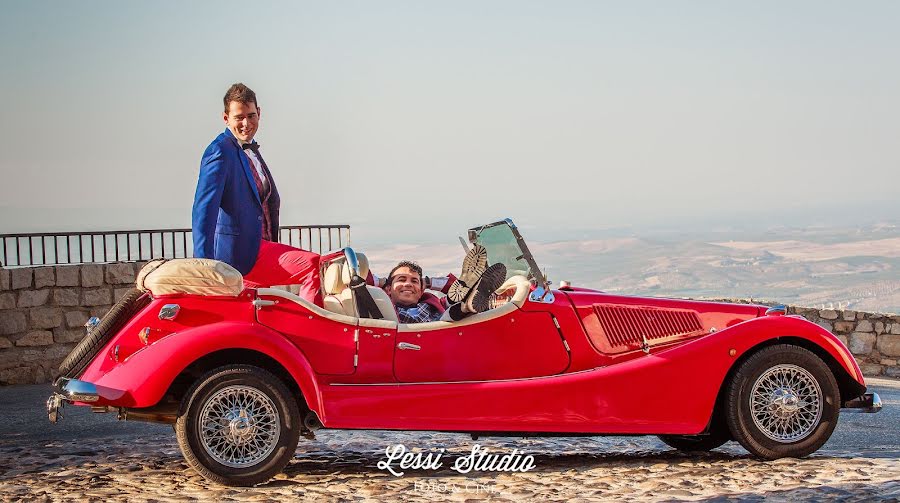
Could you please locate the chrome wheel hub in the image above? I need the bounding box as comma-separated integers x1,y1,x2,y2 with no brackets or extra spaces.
750,364,822,443
198,385,280,468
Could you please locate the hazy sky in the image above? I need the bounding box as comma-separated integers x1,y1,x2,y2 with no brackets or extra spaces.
1,1,898,247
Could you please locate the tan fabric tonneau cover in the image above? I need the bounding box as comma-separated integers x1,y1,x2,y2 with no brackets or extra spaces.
136,258,243,297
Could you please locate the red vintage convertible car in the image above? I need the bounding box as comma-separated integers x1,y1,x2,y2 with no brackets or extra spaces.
47,219,881,486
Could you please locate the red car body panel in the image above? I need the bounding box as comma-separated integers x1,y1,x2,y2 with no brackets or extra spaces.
317,312,862,433
74,284,865,435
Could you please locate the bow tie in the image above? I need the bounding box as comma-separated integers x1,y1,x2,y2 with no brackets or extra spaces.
242,142,260,152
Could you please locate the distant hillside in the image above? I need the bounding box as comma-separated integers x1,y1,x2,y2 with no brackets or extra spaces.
365,222,900,314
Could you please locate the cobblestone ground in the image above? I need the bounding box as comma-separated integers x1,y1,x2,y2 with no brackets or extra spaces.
1,429,899,502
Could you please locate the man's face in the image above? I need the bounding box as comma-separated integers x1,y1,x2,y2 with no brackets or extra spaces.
223,100,260,143
386,266,424,306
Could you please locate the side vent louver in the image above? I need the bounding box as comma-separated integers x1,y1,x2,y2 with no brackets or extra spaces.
592,305,704,353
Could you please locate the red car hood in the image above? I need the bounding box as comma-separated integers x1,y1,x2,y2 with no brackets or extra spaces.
559,287,764,354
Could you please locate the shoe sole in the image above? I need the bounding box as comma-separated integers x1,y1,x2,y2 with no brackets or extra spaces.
465,263,507,313
448,244,488,303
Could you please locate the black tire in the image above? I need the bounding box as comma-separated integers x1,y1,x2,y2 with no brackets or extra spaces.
176,365,301,487
658,431,729,452
56,288,150,379
725,344,840,460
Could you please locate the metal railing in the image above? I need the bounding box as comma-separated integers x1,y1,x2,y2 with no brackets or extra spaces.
0,225,350,267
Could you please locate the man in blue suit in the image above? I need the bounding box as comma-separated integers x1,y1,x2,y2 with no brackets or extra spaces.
192,83,320,304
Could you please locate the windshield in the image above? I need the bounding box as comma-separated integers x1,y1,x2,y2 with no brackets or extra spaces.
469,219,545,287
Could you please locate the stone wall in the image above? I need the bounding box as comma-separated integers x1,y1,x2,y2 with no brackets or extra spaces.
1,263,899,384
0,262,145,384
788,306,900,378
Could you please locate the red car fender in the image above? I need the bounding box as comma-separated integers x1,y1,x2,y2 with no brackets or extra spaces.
86,321,323,415
661,314,865,389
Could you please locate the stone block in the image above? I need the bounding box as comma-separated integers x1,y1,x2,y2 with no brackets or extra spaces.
848,332,876,355
54,327,84,343
29,307,62,329
881,359,898,366
0,366,38,385
875,322,885,335
885,366,900,378
65,310,89,328
90,306,112,317
81,264,104,288
42,343,75,361
837,334,849,347
105,263,135,285
0,269,8,290
0,311,26,335
842,310,857,321
832,321,855,333
859,363,883,376
33,267,55,288
0,337,11,349
14,330,54,347
11,269,33,289
876,334,900,357
82,288,111,306
55,266,80,287
892,324,900,335
17,289,50,308
113,287,134,303
855,320,874,333
53,288,79,306
816,320,833,333
819,309,838,320
0,292,15,310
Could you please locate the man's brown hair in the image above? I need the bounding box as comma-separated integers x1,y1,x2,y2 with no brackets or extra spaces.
387,260,423,286
223,83,257,112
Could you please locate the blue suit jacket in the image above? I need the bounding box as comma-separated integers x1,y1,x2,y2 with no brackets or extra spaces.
192,128,280,274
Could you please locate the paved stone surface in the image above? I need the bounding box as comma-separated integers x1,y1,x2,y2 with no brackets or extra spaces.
0,380,898,502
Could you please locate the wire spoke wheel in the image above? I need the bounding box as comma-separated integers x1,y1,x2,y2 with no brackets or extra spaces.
749,364,822,443
198,385,281,468
176,365,301,486
726,344,840,460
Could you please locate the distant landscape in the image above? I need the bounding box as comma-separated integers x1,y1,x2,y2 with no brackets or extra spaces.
365,221,900,315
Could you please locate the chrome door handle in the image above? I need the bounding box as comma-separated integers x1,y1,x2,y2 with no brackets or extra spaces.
397,342,421,351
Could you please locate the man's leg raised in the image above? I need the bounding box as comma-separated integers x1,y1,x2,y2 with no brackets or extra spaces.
243,240,322,306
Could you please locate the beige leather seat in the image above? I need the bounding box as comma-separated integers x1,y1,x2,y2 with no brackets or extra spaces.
322,253,398,323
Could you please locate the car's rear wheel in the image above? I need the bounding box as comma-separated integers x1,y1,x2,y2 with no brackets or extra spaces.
175,365,301,486
725,344,839,460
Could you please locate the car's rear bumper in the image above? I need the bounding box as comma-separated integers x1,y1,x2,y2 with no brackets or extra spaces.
47,378,125,423
842,393,882,413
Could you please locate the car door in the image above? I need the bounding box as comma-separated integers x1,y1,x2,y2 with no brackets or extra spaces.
392,304,570,383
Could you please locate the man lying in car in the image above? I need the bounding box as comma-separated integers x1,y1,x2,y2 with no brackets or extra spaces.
380,258,506,323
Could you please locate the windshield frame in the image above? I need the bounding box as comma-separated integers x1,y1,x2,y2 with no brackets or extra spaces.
467,218,547,289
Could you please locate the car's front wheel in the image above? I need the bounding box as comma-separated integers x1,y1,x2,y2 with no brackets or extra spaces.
725,344,840,460
175,365,301,486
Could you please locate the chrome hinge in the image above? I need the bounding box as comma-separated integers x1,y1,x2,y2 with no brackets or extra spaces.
353,354,358,367
563,340,570,352
552,316,560,329
354,328,359,342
